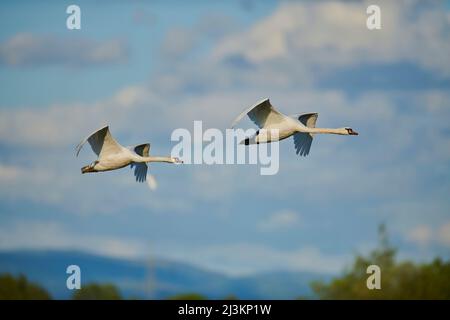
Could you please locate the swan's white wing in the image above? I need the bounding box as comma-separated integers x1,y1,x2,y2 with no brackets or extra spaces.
127,143,151,183
293,133,313,156
297,113,318,128
292,113,318,156
231,98,286,129
76,125,123,157
130,162,148,183
132,143,150,157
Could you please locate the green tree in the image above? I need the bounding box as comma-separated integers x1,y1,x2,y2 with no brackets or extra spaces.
311,224,450,299
72,283,122,300
0,273,51,300
166,293,207,300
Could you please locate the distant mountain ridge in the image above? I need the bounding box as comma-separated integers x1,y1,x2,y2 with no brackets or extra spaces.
0,250,332,299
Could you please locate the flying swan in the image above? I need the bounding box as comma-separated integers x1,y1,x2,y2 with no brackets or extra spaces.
231,98,358,156
76,125,182,183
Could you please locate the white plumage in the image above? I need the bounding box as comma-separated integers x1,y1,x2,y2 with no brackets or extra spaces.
232,98,358,156
76,125,182,183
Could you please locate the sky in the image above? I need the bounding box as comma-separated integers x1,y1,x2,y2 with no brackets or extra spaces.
0,0,449,276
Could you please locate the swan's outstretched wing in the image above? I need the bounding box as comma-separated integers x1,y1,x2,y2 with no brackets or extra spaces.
297,113,318,129
292,113,318,156
127,143,150,183
293,133,313,156
231,98,286,129
130,162,148,183
133,143,150,157
76,125,123,157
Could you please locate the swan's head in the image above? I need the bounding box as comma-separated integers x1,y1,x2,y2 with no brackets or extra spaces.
81,165,94,174
81,161,98,174
172,157,184,164
344,127,358,135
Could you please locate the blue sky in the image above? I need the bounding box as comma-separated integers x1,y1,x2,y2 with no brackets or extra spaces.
0,0,449,276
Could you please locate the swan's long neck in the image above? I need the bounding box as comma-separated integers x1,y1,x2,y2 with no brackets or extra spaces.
136,156,175,163
301,127,347,135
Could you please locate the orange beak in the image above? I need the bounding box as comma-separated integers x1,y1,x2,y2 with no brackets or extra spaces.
81,165,95,174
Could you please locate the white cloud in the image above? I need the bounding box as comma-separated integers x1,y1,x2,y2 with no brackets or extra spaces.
437,223,450,247
0,33,128,67
153,242,349,276
161,28,199,58
213,0,450,76
0,85,151,148
406,225,433,247
0,163,70,204
160,13,239,59
406,222,450,249
0,164,21,181
258,210,301,231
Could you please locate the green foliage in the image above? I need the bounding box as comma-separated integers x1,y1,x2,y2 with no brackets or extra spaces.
0,273,51,300
72,283,122,300
166,293,207,300
311,224,450,300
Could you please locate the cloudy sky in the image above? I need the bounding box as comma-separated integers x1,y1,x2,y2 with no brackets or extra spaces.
0,0,449,276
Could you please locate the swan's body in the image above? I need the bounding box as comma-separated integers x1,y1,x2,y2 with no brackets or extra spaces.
76,125,181,183
231,98,358,156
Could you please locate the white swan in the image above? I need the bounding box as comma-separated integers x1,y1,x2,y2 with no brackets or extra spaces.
231,98,358,156
76,125,182,183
